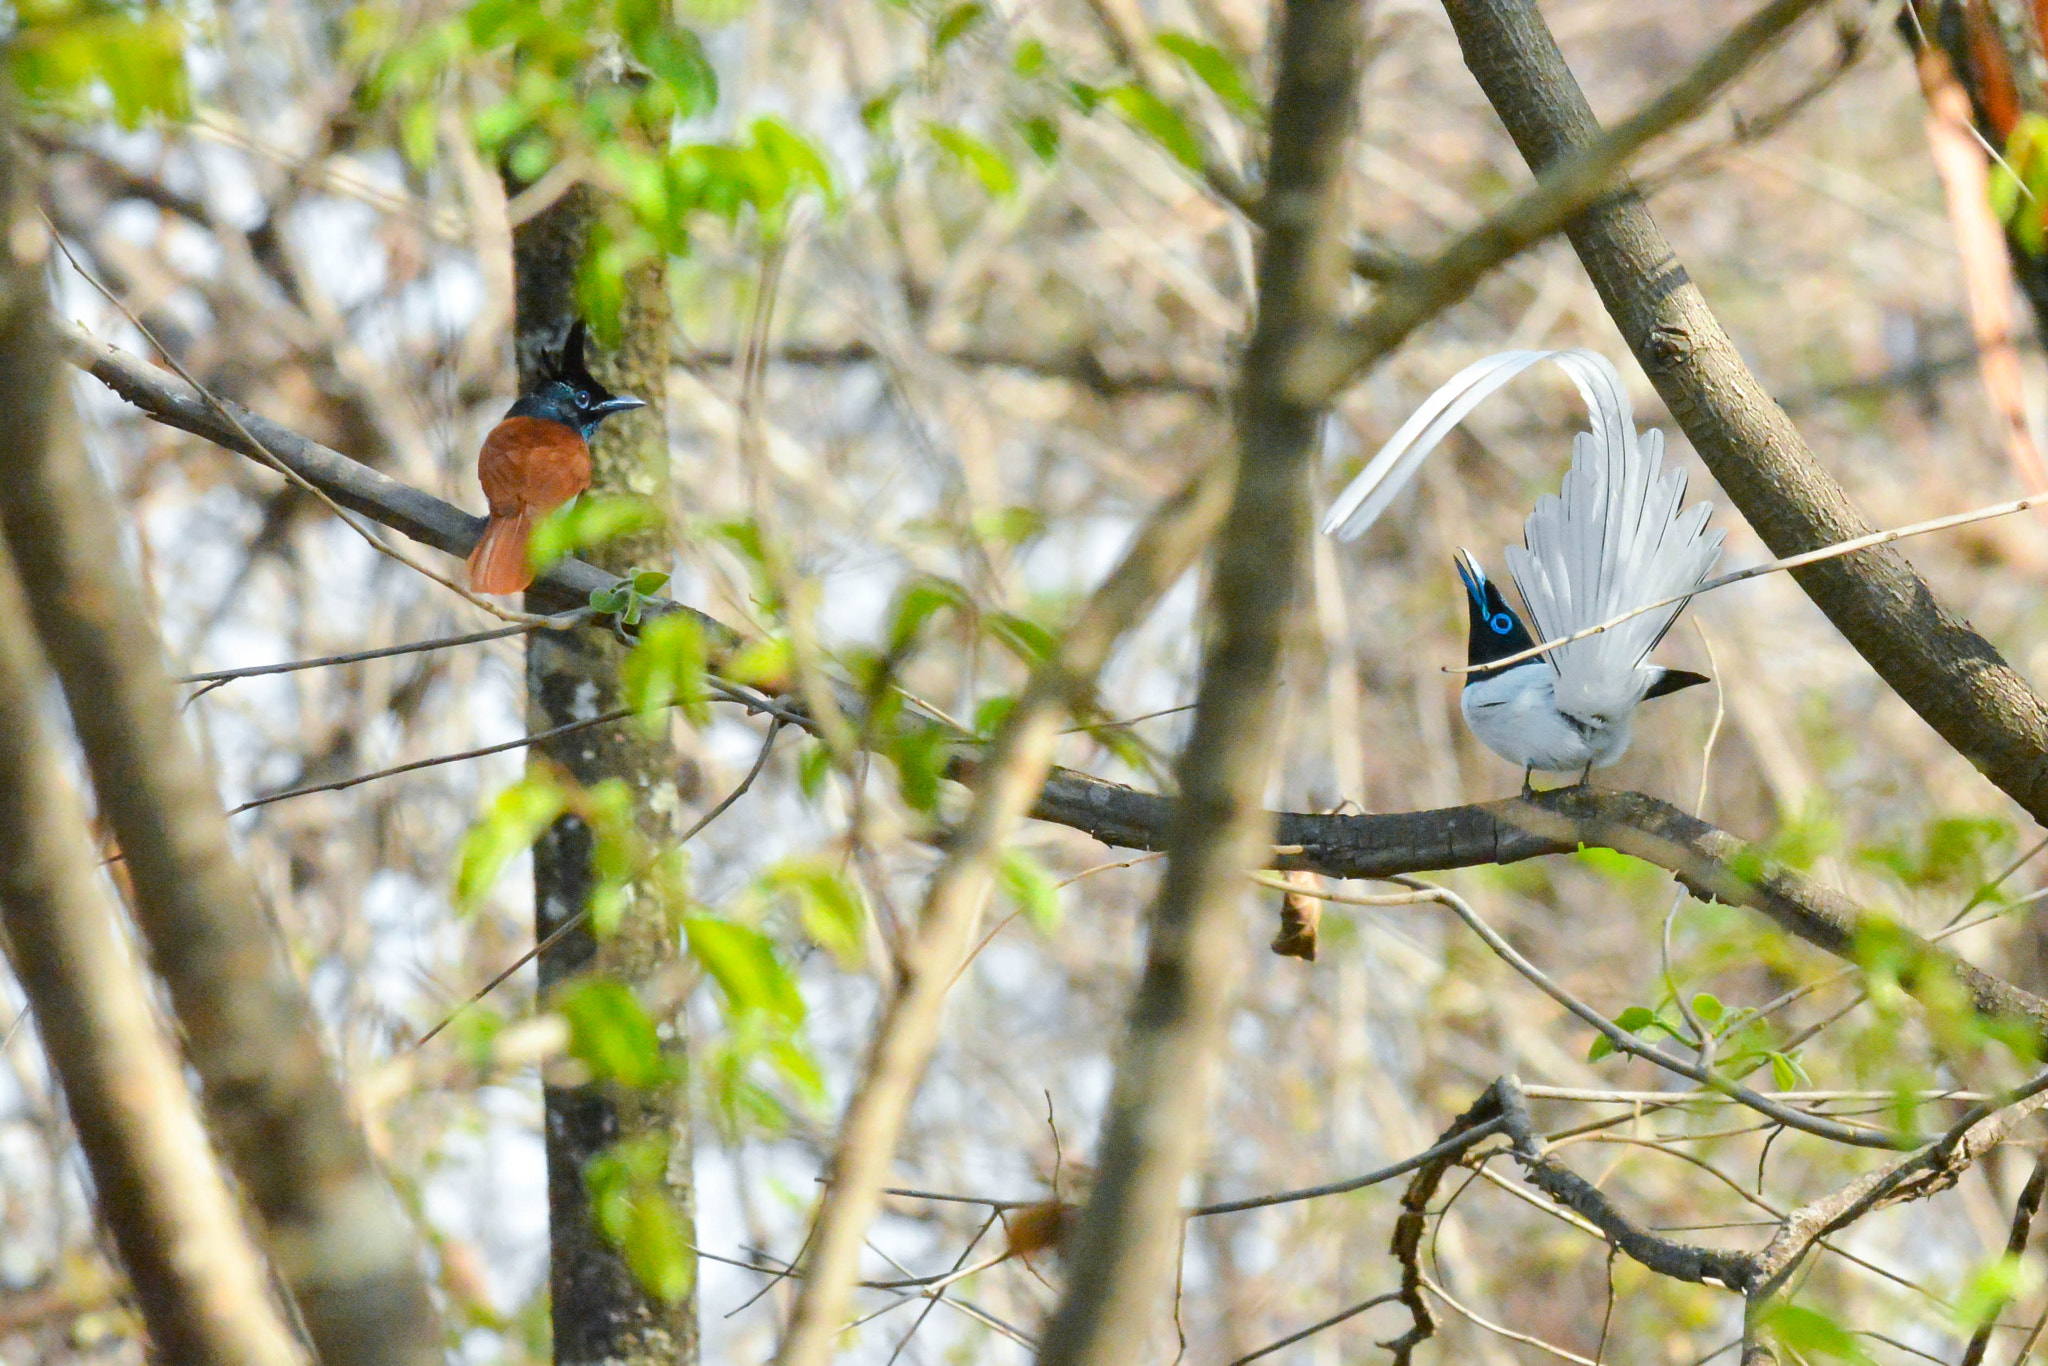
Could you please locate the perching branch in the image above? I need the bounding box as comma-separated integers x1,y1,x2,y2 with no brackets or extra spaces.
63,324,2048,1074
1443,0,2048,828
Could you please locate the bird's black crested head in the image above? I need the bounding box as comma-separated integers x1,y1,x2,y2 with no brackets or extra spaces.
1454,549,1539,683
510,319,649,438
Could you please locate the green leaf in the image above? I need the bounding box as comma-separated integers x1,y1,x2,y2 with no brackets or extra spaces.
620,1189,693,1303
748,116,839,215
527,495,665,575
988,612,1057,666
1587,1034,1616,1062
1016,113,1061,164
888,576,968,654
622,612,710,729
797,739,832,799
1955,1252,2041,1329
633,570,671,596
451,1004,506,1072
686,916,804,1024
974,694,1016,738
971,504,1048,547
860,85,902,131
724,635,792,691
891,724,951,813
627,23,718,119
1013,37,1051,78
931,1,985,54
924,122,1018,198
456,775,570,908
12,10,191,127
1689,992,1724,1025
1104,84,1204,172
1613,1005,1661,1032
1768,1051,1806,1091
1156,31,1259,117
763,858,866,967
998,849,1061,932
1757,1303,1872,1365
556,979,676,1089
585,1136,694,1305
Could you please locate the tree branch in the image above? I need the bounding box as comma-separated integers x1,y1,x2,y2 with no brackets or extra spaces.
1443,0,2048,827
0,492,301,1366
1036,1,1365,1358
62,326,2048,1069
1319,0,1832,397
3,202,441,1366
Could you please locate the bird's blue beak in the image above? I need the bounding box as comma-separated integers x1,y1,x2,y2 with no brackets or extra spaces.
1453,547,1488,611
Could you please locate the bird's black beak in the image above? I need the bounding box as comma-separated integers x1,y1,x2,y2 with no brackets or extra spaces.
590,395,648,418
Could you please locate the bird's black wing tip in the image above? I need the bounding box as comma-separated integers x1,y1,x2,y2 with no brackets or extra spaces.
1644,668,1711,700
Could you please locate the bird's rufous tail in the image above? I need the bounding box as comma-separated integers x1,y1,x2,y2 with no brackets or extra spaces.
468,510,536,594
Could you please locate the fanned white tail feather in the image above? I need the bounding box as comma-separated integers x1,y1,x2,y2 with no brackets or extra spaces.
1322,347,1723,722
1498,355,1723,720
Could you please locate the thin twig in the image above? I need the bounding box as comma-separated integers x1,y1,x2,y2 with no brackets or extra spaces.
1224,1292,1402,1366
1418,1274,1599,1366
1188,1120,1509,1216
229,708,632,816
411,718,784,1049
178,615,583,685
1371,877,1925,1150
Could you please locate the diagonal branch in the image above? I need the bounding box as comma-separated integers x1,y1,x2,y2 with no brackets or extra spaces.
1443,0,2048,828
1314,0,1832,398
1747,1069,2048,1296
1,190,442,1366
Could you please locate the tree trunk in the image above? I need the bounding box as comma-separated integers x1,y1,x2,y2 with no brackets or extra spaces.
511,186,694,1365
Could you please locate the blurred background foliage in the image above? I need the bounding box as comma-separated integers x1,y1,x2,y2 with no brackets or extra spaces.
7,0,2048,1362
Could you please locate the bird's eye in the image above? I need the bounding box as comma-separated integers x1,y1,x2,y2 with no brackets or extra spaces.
1489,612,1514,635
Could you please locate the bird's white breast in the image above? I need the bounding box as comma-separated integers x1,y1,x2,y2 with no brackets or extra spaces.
1459,663,1634,773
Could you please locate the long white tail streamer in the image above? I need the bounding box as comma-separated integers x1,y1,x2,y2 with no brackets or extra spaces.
1321,348,1638,541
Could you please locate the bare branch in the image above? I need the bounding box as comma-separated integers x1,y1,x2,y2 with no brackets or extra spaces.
1960,1153,2048,1366
1318,0,1833,398
1385,1089,1507,1364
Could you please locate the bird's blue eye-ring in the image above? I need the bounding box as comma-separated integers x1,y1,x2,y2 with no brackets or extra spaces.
1489,612,1514,635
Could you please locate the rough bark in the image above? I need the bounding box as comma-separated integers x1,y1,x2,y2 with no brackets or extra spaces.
511,185,696,1365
